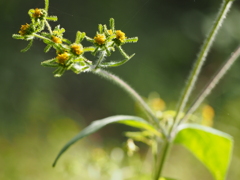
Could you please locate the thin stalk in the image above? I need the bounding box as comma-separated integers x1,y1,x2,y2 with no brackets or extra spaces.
93,69,167,138
172,0,233,128
181,45,240,124
45,20,53,34
33,33,52,42
95,52,106,69
154,140,171,180
45,0,49,12
155,1,234,178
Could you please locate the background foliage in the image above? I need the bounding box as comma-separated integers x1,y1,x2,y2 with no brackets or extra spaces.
1,0,240,179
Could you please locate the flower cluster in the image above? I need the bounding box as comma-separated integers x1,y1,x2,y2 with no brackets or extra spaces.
12,0,138,77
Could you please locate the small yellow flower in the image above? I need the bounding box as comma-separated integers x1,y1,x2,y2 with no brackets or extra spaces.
151,98,166,111
116,30,126,42
71,44,83,55
94,34,106,45
52,36,62,44
202,105,215,127
108,29,113,35
32,8,42,18
19,23,30,36
56,52,69,64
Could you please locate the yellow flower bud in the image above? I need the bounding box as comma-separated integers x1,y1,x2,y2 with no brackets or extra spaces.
19,23,30,36
32,8,42,18
56,52,69,64
94,34,106,45
116,30,126,42
52,36,62,44
71,44,83,55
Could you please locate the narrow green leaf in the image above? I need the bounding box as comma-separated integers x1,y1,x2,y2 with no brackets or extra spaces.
85,36,94,43
44,44,52,53
41,58,58,67
53,67,66,77
98,24,103,33
174,124,233,180
45,0,49,12
12,34,24,40
109,18,115,31
46,16,58,21
62,38,71,44
52,115,156,167
75,31,85,43
83,46,95,52
125,37,138,43
21,40,33,52
100,54,135,68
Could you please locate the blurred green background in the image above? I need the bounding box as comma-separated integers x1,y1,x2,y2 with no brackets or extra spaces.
1,0,240,179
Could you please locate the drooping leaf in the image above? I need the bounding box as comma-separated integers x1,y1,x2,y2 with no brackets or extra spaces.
52,115,156,167
100,54,135,68
21,40,33,52
41,58,58,67
174,123,233,180
44,44,52,53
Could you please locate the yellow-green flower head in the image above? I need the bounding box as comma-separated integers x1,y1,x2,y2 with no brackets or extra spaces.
116,30,126,42
71,44,83,55
32,8,43,18
56,52,69,64
94,34,106,45
19,23,30,36
52,36,62,44
108,29,113,35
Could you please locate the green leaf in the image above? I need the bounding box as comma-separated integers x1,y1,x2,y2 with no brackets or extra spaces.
44,44,52,53
100,54,135,68
21,40,33,52
83,46,95,52
98,24,103,33
174,124,233,180
41,58,58,67
125,37,138,43
52,115,156,167
45,0,49,12
75,31,85,43
159,177,178,180
109,18,115,31
53,67,66,77
46,16,58,21
12,34,24,40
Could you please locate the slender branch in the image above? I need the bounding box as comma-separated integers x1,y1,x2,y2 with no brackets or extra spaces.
33,33,52,42
45,0,49,12
92,69,168,138
172,0,233,128
181,45,240,124
95,51,106,69
154,140,171,180
45,20,53,34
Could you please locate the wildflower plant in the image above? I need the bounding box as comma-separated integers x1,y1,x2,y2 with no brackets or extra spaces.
13,0,240,179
